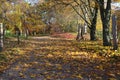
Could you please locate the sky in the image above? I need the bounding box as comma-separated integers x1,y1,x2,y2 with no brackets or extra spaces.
24,0,120,10
112,2,120,7
24,0,39,5
112,2,120,10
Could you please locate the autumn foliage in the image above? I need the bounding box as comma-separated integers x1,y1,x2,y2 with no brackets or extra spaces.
0,0,120,79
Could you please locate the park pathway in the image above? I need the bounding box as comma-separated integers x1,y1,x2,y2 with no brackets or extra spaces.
0,36,119,80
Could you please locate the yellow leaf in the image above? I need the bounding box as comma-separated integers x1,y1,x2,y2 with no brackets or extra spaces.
76,74,83,79
19,72,26,78
96,65,103,70
46,76,51,79
30,74,36,78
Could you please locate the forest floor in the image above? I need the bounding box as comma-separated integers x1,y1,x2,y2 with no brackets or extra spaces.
0,35,120,80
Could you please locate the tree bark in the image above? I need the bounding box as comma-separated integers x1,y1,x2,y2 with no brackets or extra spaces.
24,28,29,39
76,24,84,40
90,7,98,41
102,21,111,46
112,14,118,50
0,23,3,52
90,27,96,41
99,0,112,46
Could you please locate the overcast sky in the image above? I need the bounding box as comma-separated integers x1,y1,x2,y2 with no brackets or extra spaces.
111,2,120,10
24,0,120,10
112,2,120,6
25,0,39,4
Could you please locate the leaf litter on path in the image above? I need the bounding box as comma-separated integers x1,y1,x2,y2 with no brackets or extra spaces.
0,36,120,80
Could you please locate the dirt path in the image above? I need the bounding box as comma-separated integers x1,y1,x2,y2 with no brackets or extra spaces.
0,36,120,80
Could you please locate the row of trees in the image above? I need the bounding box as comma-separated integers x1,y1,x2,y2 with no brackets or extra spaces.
0,0,120,52
51,0,119,46
0,0,77,34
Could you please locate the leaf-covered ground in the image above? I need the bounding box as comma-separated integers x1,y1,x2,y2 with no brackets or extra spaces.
0,36,120,80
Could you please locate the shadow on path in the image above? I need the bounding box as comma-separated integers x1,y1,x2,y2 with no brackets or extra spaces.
0,36,120,80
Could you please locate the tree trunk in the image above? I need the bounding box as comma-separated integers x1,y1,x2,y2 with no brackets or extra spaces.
102,21,111,46
99,0,112,46
25,28,29,39
90,27,96,40
17,34,20,44
90,7,98,41
16,31,20,44
76,24,84,40
0,23,3,52
112,14,118,50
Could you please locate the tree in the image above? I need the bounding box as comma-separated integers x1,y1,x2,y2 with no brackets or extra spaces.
0,0,10,52
0,23,3,52
54,0,98,41
95,0,112,46
76,23,84,40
